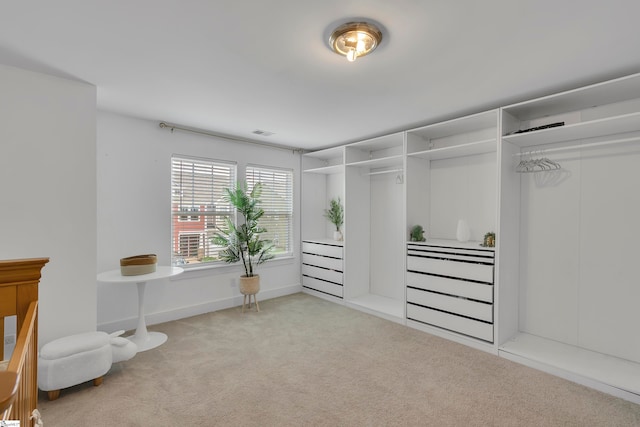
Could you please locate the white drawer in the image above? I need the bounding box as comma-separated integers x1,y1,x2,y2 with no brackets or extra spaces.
407,244,494,261
407,272,493,303
302,241,343,259
303,276,343,298
302,253,343,271
407,304,493,342
406,288,493,322
302,264,343,284
407,256,493,283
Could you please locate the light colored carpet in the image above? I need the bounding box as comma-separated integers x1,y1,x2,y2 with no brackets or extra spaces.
39,293,640,426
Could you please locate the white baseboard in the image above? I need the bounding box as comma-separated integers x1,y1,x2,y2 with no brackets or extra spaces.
499,350,640,405
99,283,302,333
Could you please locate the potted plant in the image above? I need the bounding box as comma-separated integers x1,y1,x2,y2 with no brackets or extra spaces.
324,197,344,241
212,182,275,297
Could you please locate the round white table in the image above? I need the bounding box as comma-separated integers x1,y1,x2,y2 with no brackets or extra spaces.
97,266,183,352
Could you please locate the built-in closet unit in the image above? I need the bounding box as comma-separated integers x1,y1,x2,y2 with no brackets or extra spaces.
301,72,640,403
301,147,345,300
405,110,499,351
498,73,640,401
344,133,405,322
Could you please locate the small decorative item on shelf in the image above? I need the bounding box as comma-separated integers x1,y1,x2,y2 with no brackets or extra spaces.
120,254,157,276
456,219,470,242
481,232,495,248
324,197,344,241
508,121,565,135
409,225,426,242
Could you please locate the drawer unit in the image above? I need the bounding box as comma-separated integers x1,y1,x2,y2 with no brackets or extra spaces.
302,240,343,298
406,243,495,342
302,241,343,259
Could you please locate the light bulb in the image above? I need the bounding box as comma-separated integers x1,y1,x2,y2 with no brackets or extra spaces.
356,39,366,52
346,48,357,62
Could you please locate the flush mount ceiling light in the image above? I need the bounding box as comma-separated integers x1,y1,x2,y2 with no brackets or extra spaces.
329,21,382,62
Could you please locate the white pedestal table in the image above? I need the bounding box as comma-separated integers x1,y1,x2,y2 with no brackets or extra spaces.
97,266,183,352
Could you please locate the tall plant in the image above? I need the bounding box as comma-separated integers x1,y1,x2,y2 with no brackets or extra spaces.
212,182,275,277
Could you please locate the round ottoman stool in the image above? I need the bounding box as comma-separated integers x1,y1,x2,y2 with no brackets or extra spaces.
38,331,137,400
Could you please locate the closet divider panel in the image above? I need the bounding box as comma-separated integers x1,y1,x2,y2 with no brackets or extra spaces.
577,142,640,363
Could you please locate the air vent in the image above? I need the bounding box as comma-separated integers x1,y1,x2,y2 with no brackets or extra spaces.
252,129,275,137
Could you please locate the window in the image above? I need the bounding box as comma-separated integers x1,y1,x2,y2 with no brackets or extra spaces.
171,156,236,266
246,165,293,257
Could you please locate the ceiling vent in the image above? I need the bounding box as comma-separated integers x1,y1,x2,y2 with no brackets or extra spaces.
252,129,275,137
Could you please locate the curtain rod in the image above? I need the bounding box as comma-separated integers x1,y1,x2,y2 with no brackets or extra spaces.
158,121,305,154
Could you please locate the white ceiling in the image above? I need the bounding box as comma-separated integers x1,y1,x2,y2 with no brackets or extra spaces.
1,1,639,151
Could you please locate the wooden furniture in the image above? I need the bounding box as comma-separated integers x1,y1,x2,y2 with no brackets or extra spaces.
0,257,49,425
97,266,183,352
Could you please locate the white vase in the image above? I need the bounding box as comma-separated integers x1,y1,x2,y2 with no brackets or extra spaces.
456,219,470,242
333,230,343,241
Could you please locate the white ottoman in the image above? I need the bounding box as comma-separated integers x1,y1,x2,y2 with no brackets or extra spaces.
38,331,137,400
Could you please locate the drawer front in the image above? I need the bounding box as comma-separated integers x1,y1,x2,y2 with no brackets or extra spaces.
302,253,343,271
407,272,493,303
407,304,493,342
407,288,492,322
407,256,493,283
407,244,494,261
302,241,343,259
302,264,343,284
303,276,343,298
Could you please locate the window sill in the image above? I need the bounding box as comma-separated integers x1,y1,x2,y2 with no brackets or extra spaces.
171,255,296,281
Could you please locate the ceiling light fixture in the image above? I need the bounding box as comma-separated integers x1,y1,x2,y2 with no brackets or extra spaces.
329,21,382,62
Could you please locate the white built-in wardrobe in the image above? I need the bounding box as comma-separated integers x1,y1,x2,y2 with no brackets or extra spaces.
301,72,640,403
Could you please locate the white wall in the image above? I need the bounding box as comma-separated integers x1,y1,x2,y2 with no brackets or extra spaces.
96,112,302,332
430,152,497,241
0,64,97,345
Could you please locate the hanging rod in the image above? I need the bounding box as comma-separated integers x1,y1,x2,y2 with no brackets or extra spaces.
158,121,305,154
365,168,404,176
514,135,640,156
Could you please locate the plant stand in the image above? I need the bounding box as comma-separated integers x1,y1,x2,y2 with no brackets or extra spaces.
242,292,259,313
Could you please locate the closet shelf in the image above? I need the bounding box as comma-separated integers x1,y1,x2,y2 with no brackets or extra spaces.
407,239,493,251
346,293,404,321
502,112,640,147
408,139,496,160
345,154,404,169
500,332,640,398
303,164,344,174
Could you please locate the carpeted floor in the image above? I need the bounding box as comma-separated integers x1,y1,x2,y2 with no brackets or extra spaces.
39,293,640,426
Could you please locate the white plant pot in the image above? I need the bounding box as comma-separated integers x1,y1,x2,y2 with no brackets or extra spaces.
333,230,343,241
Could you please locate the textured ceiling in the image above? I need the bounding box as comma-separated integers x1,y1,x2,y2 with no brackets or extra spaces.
1,1,639,150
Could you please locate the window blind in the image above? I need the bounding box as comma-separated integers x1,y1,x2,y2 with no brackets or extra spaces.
171,156,236,266
246,165,293,256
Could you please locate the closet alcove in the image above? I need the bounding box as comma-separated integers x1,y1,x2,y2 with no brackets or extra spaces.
301,72,640,403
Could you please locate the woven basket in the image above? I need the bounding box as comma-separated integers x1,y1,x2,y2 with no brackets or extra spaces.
120,254,157,276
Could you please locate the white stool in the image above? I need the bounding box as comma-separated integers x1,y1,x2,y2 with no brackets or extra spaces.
38,331,137,400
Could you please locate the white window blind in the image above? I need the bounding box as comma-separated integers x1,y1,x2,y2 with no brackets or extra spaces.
246,165,293,256
171,156,236,266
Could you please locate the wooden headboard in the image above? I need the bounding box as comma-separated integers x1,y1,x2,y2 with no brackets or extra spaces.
0,257,49,423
